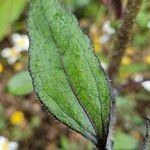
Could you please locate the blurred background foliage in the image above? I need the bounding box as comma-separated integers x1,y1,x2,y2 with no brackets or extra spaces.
0,0,150,149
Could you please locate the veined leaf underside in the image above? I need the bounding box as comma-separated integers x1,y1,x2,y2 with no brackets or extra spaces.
28,0,111,146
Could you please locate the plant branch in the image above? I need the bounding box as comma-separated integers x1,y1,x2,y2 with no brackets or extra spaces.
142,117,150,150
101,0,123,19
106,1,143,150
107,0,143,82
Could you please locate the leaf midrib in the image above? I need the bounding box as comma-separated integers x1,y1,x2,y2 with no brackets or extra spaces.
30,0,98,144
39,0,105,139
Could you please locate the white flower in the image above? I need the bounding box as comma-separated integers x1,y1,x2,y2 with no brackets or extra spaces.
1,47,20,64
141,81,150,91
133,74,143,82
11,33,29,51
102,21,115,35
9,142,18,150
99,34,111,44
1,33,29,65
0,136,18,150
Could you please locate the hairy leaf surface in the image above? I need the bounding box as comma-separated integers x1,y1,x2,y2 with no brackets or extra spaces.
28,0,111,146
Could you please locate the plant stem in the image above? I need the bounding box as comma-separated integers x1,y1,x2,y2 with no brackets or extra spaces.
106,1,143,150
142,117,150,150
107,0,143,82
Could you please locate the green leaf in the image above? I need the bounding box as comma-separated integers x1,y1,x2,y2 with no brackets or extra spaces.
0,105,6,131
7,71,33,96
114,132,138,150
74,0,91,8
28,0,111,147
0,0,27,41
64,0,91,9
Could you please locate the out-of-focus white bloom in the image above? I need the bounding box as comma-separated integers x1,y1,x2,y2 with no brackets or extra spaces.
100,21,115,44
9,142,18,150
1,47,20,64
0,136,9,150
1,33,29,65
141,81,150,91
102,21,115,35
147,21,150,29
101,62,108,70
133,74,143,82
99,34,111,44
0,136,18,150
11,33,29,51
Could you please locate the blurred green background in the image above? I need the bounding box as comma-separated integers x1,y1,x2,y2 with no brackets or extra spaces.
0,0,150,149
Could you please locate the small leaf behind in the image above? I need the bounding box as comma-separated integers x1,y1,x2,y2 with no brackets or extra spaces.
0,0,27,41
7,71,33,96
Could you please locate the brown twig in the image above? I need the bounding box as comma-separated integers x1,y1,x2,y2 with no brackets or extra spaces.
107,0,143,83
105,1,143,150
101,0,123,19
142,117,150,150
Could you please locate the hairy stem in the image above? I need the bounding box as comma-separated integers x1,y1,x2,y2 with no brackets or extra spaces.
107,0,143,82
142,117,150,150
106,1,143,150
